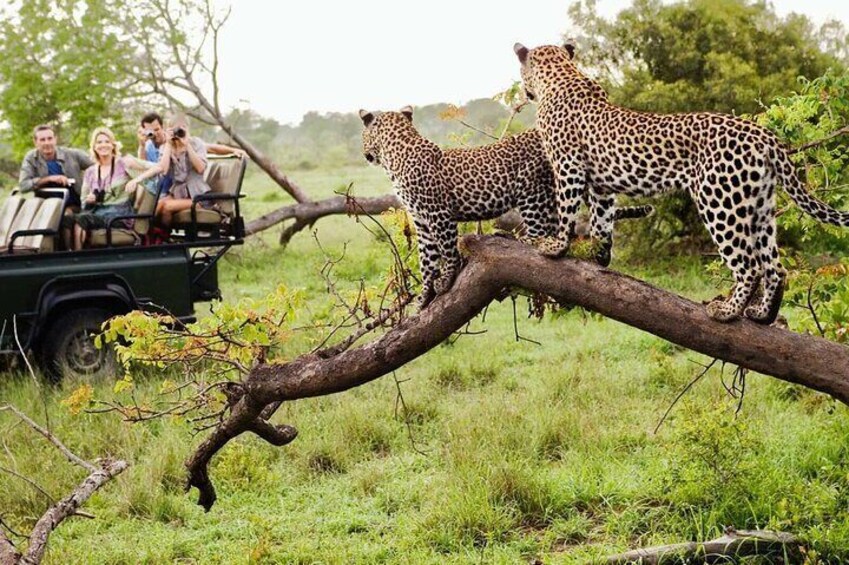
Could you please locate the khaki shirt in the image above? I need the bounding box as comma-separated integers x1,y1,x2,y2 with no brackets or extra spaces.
18,146,94,195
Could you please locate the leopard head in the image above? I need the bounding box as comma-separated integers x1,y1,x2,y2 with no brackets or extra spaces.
359,106,414,166
513,41,583,102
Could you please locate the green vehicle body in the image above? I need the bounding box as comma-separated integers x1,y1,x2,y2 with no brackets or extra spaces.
0,155,246,378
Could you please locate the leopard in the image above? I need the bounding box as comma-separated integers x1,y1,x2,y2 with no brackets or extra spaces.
359,106,653,308
513,41,849,324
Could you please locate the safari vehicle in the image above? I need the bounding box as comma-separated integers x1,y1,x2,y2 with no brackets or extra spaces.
0,155,247,380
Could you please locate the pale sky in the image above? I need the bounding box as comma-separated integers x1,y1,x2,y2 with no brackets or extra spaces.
215,1,849,126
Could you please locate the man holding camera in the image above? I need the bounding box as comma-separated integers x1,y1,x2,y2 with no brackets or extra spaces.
19,124,94,209
137,112,246,166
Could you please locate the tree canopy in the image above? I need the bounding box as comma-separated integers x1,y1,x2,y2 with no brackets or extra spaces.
568,0,849,114
0,0,137,156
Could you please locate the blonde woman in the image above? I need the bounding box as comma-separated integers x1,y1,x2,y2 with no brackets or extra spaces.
151,115,212,227
65,127,162,250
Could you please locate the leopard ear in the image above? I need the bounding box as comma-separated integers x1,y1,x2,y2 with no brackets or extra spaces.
514,42,529,64
359,109,375,127
562,39,576,59
400,106,413,122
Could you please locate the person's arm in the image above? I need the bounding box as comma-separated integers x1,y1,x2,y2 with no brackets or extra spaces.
80,170,96,208
18,153,39,192
158,141,173,175
76,149,95,171
123,156,163,194
136,128,148,160
207,143,247,159
121,155,155,173
186,138,207,175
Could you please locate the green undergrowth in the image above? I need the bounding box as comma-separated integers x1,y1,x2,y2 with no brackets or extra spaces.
2,166,849,563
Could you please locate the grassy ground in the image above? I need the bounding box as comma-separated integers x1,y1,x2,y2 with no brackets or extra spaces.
2,165,849,563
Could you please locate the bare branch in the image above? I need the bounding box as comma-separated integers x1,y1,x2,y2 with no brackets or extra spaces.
0,406,94,474
790,124,849,154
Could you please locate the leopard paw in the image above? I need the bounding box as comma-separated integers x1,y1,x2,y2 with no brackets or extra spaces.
433,270,457,296
705,299,741,322
417,288,436,311
744,303,778,325
534,236,570,258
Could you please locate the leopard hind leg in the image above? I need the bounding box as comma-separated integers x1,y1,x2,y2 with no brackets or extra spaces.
515,185,557,247
744,194,786,324
587,187,616,266
697,181,762,322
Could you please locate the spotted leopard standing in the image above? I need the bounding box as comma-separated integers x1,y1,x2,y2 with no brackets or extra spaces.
359,106,653,307
514,42,849,324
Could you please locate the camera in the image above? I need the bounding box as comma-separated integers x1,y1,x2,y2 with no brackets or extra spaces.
95,189,105,203
144,129,155,139
173,127,187,139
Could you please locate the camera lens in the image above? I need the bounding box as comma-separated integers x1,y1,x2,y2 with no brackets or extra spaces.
174,127,186,139
144,129,155,139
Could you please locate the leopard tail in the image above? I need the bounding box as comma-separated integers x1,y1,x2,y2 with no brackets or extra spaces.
772,144,849,226
613,205,654,221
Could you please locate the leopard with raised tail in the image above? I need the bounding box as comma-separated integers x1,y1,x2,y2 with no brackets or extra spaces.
514,41,849,324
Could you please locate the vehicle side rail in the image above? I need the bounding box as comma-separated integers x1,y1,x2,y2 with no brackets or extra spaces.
103,212,155,247
6,228,58,254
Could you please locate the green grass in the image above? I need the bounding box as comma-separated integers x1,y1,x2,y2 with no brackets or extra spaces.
2,165,849,563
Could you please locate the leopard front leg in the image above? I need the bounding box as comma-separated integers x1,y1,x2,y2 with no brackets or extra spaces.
412,216,440,310
430,210,462,296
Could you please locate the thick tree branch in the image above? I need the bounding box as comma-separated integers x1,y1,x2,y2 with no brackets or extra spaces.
186,235,849,509
0,530,20,565
605,527,801,563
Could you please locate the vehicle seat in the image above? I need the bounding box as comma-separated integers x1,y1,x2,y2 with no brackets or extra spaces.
88,189,158,247
0,195,25,248
15,198,63,252
3,198,43,252
172,155,246,237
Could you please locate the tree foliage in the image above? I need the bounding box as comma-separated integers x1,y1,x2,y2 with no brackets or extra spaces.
0,0,138,157
568,0,848,114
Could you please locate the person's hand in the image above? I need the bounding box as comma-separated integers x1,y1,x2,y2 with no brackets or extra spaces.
167,128,184,149
126,179,139,193
49,174,70,186
234,148,247,159
136,126,148,146
85,193,96,204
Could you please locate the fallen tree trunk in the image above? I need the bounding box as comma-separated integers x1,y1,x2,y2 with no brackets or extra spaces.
605,527,802,564
186,234,849,510
245,194,402,237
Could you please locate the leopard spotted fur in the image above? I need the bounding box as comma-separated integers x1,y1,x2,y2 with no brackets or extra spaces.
514,42,849,323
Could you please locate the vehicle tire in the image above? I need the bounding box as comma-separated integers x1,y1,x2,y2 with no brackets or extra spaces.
38,308,117,382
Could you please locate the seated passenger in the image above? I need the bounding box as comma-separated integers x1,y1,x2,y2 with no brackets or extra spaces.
151,116,213,228
19,124,93,209
133,111,247,218
66,127,161,250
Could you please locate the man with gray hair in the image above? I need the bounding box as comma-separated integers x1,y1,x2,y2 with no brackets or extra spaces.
18,125,94,209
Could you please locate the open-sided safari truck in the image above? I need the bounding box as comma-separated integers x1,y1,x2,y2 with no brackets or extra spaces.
0,154,247,380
